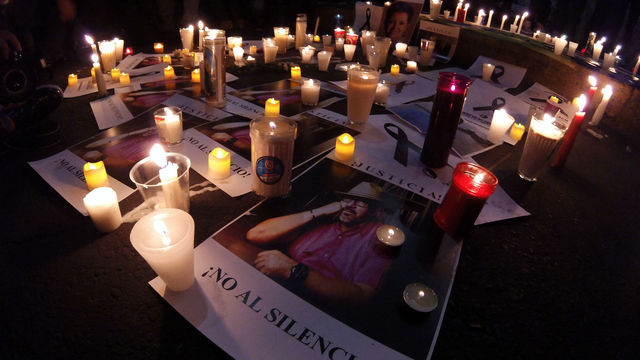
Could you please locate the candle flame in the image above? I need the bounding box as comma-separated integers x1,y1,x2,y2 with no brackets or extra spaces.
193,68,199,74
165,65,172,71
188,24,194,31
91,54,99,63
473,172,484,183
87,162,98,170
341,134,351,143
388,228,395,236
602,85,613,100
418,290,425,298
153,220,171,246
502,15,507,20
523,11,529,17
269,121,277,130
464,3,469,10
215,148,226,158
450,84,456,91
150,144,168,168
198,20,204,30
577,94,587,112
588,75,597,87
84,35,94,45
489,10,494,15
543,113,555,123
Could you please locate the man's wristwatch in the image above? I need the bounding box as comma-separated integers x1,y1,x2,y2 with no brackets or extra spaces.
289,263,309,284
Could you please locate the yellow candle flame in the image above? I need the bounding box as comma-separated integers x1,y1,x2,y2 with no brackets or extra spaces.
91,54,99,63
215,148,226,158
87,162,98,170
150,144,167,167
577,94,587,112
198,20,204,30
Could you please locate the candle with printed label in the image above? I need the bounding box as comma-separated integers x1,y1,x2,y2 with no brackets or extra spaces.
274,27,289,54
84,161,110,190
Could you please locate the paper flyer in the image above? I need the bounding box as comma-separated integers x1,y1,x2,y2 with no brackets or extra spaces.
466,55,527,89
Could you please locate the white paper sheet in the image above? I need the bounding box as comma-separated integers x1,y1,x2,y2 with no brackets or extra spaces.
466,56,527,89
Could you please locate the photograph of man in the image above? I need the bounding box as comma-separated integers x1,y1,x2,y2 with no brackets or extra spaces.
245,182,392,304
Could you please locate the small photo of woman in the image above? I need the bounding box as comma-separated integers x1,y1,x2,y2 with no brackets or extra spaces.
381,1,424,43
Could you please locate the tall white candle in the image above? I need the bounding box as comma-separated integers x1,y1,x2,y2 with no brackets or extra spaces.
198,21,205,50
513,15,520,26
602,52,615,70
317,51,332,71
301,79,321,106
150,145,188,210
589,85,612,125
486,10,494,27
130,208,195,292
593,42,603,62
92,54,107,96
500,15,507,30
83,187,122,233
344,43,356,61
98,40,116,72
517,11,528,34
274,27,289,54
487,109,515,144
113,38,124,62
85,35,99,58
476,9,485,25
180,25,195,50
554,37,568,55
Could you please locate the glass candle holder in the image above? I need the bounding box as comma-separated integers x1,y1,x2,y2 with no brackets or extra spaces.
420,39,436,66
273,27,290,54
317,51,333,71
249,116,297,198
420,72,472,168
518,114,566,181
374,81,390,106
434,162,498,236
347,65,380,125
154,106,183,146
129,152,191,212
301,79,321,106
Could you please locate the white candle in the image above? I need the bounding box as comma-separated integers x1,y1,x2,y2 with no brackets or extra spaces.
633,55,640,77
487,10,494,27
374,82,390,105
317,51,332,71
590,85,612,125
208,147,230,179
376,225,405,246
92,55,107,96
98,40,116,72
198,21,205,50
335,37,344,51
274,27,289,54
554,37,567,55
344,43,356,61
233,46,244,62
151,144,188,210
602,52,615,70
453,1,462,22
476,9,485,25
301,45,315,63
295,14,307,49
347,65,379,124
513,15,520,27
517,11,528,33
487,109,515,144
500,15,507,30
154,107,183,145
420,39,435,65
180,25,195,50
395,42,408,58
322,34,332,47
130,208,195,292
85,35,99,58
567,41,578,57
264,43,278,64
301,79,321,106
113,38,124,62
593,42,603,61
613,45,622,57
406,60,418,73
83,187,122,233
482,63,495,81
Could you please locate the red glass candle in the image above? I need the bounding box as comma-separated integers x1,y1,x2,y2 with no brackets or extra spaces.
124,47,133,56
345,32,359,45
434,162,498,236
420,72,471,168
334,28,345,40
551,95,587,169
456,8,467,23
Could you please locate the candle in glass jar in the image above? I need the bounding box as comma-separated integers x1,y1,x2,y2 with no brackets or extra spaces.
486,109,515,144
249,117,297,197
265,98,280,117
518,114,566,181
110,68,121,81
130,208,195,291
322,34,332,47
434,162,498,236
92,55,108,96
551,94,587,169
164,65,175,79
154,107,183,145
291,66,301,80
347,65,380,124
263,41,278,64
406,60,418,73
344,44,356,61
334,133,355,162
119,72,130,85
420,39,435,65
233,46,244,62
83,160,110,190
391,64,400,76
125,47,133,56
83,187,122,233
456,4,468,23
68,73,78,87
317,51,332,71
395,42,408,57
180,25,195,50
208,147,230,179
301,79,320,106
482,63,495,81
509,123,525,141
301,45,315,63
191,69,200,83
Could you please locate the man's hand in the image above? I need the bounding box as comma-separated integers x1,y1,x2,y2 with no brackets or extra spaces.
254,250,298,278
313,201,342,217
0,31,21,60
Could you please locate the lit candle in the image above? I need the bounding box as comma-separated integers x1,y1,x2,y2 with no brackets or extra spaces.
486,10,494,27
602,52,615,70
343,43,356,61
301,79,320,106
301,45,315,63
334,133,355,162
249,117,297,197
347,65,380,124
552,94,587,169
613,44,621,57
376,225,405,246
335,37,344,51
162,54,172,64
500,15,507,30
130,208,195,291
420,39,435,65
296,14,307,49
314,34,321,43
98,40,116,72
345,30,358,45
263,40,278,64
518,114,566,181
119,72,130,85
91,67,96,81
453,1,462,22
274,27,290,54
68,73,78,87
265,98,280,117
360,30,375,50
83,187,122,233
322,34,332,47
233,46,244,62
124,47,133,56
430,0,441,19
395,42,408,57
567,41,578,57
164,65,175,79
435,162,498,235
110,68,120,82
290,65,301,80
85,35,98,58
317,51,332,71
482,63,495,81
154,107,183,145
92,54,107,96
208,147,230,179
403,283,438,313
154,42,164,53
113,37,124,62
83,160,110,190
587,75,598,105
406,60,418,73
486,109,515,144
390,64,400,76
249,45,257,54
191,69,200,83
476,9,485,25
554,36,567,55
456,3,469,23
512,14,520,27
593,41,604,62
179,24,195,50
247,56,255,63
374,82,390,105
509,123,525,141
334,27,345,40
305,33,313,45
517,11,528,34
589,85,612,126
150,144,188,210
633,55,640,77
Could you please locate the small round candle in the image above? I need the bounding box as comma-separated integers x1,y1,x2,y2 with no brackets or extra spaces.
83,187,122,233
110,68,121,81
509,123,525,141
265,98,280,117
83,161,110,190
376,225,405,246
191,69,200,83
208,147,231,179
249,45,257,55
334,133,355,162
291,65,301,80
68,73,78,87
162,54,172,64
403,283,438,312
154,42,164,53
164,65,175,79
301,79,321,106
119,72,130,85
395,42,407,57
390,64,400,76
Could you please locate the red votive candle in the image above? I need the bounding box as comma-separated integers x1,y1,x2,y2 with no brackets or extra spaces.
551,94,587,169
544,95,563,116
434,162,498,236
456,8,467,23
345,32,359,45
124,47,133,56
420,72,472,168
334,28,345,40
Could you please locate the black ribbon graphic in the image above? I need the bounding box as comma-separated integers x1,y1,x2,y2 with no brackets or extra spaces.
473,97,506,111
359,8,372,32
384,123,421,166
490,65,504,84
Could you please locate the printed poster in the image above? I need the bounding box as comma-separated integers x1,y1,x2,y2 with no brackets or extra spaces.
466,55,527,90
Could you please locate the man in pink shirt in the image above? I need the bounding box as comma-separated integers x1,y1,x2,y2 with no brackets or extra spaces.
246,182,392,304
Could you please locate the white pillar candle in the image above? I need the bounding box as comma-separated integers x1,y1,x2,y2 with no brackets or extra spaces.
154,107,183,145
476,10,485,25
420,39,435,65
130,208,195,292
510,24,517,33
487,109,515,144
92,55,107,96
513,15,520,27
482,63,495,81
83,187,122,233
487,10,494,27
344,43,356,61
264,43,278,64
632,56,640,77
98,40,116,72
567,41,578,57
347,65,379,124
150,145,188,210
274,27,289,54
406,60,418,73
198,21,205,50
602,52,615,70
301,45,315,63
317,51,333,71
554,38,567,55
613,45,622,58
295,14,307,49
589,85,612,126
233,46,244,62
208,147,230,179
500,15,507,30
335,37,344,51
322,34,332,47
180,25,195,50
517,12,528,34
593,42,603,61
113,38,124,62
301,79,321,106
374,82,390,105
395,42,408,58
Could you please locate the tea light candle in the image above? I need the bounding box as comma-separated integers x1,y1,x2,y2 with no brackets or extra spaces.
487,109,515,144
249,45,257,55
313,34,321,43
154,42,164,53
406,60,418,73
265,98,280,117
334,133,355,161
162,54,172,64
589,85,612,126
130,208,195,292
482,63,495,81
83,187,122,233
164,65,175,79
119,72,130,85
376,225,405,246
110,68,121,81
317,51,332,71
233,46,244,62
344,44,356,61
301,79,321,106
390,64,400,76
154,107,183,145
395,42,407,57
208,147,230,179
68,73,78,87
264,43,278,64
434,162,498,235
403,283,438,312
500,14,507,30
374,82,390,105
291,65,301,80
98,40,116,72
191,69,200,83
512,14,520,27
509,123,525,141
301,45,315,63
83,161,110,190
